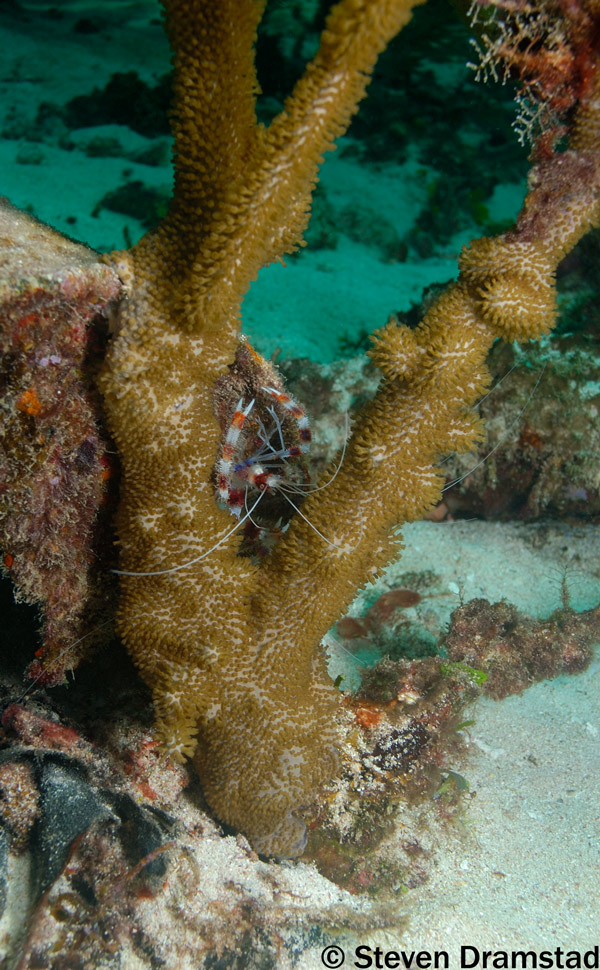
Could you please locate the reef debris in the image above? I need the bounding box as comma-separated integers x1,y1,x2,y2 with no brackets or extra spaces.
0,201,121,685
444,596,598,699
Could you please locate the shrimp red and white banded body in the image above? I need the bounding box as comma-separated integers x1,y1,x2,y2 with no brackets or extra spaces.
216,383,312,520
113,341,347,577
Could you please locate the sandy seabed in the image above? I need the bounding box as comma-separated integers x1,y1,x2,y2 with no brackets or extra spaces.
317,519,600,968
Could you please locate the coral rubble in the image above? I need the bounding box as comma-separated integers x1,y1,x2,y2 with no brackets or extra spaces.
444,597,598,699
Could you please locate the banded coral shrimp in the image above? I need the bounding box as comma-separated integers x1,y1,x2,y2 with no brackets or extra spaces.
112,339,350,579
9,343,545,694
113,332,548,581
2,344,349,707
214,385,312,555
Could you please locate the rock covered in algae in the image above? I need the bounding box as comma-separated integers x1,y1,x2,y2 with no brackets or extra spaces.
0,684,396,970
444,597,598,699
441,337,600,521
0,200,122,684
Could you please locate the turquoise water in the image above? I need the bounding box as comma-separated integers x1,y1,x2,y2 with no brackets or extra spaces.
0,0,527,361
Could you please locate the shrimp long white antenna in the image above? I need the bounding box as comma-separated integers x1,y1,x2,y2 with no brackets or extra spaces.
278,410,350,495
112,489,267,577
278,489,344,549
278,467,366,557
15,618,114,704
114,404,350,578
326,633,368,667
243,486,265,531
439,361,519,469
473,361,518,408
443,363,546,492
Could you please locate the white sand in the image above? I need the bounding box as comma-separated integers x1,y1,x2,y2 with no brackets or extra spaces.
321,520,600,966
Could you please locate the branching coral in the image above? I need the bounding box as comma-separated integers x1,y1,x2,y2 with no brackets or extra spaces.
2,0,600,859
98,0,600,856
99,0,430,858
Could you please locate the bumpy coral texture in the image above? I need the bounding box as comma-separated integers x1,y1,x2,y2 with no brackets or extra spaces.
100,0,425,858
100,0,600,856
